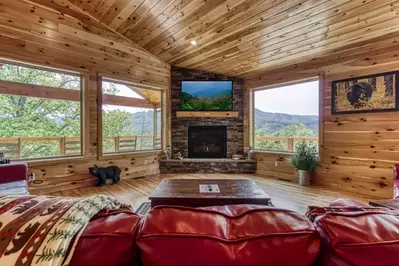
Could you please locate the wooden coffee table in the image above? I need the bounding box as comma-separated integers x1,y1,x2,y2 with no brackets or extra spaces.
149,179,271,208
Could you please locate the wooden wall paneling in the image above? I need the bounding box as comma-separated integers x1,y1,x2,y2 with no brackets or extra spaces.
6,0,171,88
87,73,98,158
255,152,296,182
245,32,399,199
28,152,160,194
318,73,325,161
21,0,399,79
0,0,168,194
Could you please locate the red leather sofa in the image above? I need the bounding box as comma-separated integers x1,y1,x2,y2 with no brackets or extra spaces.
69,202,399,266
394,164,399,199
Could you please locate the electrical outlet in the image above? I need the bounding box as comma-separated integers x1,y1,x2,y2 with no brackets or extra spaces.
29,173,36,182
275,161,279,167
144,160,148,165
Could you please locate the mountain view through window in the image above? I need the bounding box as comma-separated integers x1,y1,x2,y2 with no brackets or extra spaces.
254,80,319,152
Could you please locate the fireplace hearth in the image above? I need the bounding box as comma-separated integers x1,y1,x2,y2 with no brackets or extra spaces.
188,126,227,158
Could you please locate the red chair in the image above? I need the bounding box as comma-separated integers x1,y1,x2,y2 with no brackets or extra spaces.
0,163,29,196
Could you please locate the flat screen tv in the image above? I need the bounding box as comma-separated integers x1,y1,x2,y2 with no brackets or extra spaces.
181,81,233,111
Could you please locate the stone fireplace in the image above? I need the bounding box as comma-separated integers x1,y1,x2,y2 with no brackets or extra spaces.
188,126,227,158
159,66,255,173
170,66,244,158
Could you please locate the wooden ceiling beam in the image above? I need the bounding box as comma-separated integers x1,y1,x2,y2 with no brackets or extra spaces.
0,79,157,108
0,80,81,101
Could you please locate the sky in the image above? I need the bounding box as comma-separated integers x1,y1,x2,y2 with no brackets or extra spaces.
102,82,147,113
182,81,232,97
254,80,319,116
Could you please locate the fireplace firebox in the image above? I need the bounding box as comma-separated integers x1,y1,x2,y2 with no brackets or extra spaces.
188,126,227,158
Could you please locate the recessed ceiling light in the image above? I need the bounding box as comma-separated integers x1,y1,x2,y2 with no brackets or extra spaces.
190,40,197,46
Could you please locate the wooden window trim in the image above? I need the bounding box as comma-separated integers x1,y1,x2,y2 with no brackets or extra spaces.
250,77,320,154
0,60,85,162
98,77,164,159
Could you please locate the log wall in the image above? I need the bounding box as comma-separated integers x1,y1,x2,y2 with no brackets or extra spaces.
0,0,169,194
247,46,399,199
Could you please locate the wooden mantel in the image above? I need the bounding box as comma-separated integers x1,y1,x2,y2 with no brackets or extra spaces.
176,111,239,118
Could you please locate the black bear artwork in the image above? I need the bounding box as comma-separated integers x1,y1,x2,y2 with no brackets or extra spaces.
89,166,121,186
346,82,375,108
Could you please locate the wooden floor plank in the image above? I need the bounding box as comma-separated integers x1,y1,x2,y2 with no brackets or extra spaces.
47,173,377,214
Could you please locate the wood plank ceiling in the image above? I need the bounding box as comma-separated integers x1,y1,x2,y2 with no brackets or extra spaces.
17,0,399,78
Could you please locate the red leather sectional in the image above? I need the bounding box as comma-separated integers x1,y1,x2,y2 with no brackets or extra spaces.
69,203,399,266
394,164,399,199
137,205,320,266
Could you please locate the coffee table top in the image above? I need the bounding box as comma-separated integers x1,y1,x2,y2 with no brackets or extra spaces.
149,179,270,200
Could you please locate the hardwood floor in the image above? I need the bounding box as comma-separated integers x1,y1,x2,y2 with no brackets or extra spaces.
49,174,376,214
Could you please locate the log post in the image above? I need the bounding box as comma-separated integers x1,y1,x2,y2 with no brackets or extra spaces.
287,138,294,152
59,137,66,156
153,106,157,149
115,136,120,152
17,137,22,159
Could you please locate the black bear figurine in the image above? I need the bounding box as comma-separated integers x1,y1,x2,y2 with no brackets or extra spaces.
89,166,121,187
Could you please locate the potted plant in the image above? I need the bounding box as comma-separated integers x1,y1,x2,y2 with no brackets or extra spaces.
288,141,319,186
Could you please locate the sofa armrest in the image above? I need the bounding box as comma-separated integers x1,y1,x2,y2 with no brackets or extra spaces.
0,163,28,184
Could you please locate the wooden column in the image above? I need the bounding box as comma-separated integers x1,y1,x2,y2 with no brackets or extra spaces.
59,137,66,156
318,73,325,162
17,137,22,159
287,138,294,152
115,136,120,152
153,106,157,149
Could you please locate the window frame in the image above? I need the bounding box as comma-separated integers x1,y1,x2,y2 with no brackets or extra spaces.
0,59,85,162
250,78,320,154
99,77,164,158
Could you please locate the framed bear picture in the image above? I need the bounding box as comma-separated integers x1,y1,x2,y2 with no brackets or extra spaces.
331,71,399,114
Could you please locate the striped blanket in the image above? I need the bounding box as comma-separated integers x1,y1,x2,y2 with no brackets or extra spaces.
0,195,131,266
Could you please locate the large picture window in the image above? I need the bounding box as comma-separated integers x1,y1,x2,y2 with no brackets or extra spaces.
253,80,319,152
102,79,162,154
0,61,82,160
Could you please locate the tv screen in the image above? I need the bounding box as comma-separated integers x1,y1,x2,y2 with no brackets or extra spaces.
181,81,233,111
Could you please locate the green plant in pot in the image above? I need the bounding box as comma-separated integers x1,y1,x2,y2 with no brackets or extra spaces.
288,141,319,186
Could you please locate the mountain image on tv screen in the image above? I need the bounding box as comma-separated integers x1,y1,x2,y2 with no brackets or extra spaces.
181,81,233,110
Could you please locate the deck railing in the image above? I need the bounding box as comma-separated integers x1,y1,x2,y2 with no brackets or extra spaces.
0,135,161,159
254,136,318,152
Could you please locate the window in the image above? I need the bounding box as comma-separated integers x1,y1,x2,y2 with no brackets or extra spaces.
101,79,162,154
0,61,82,160
253,80,319,152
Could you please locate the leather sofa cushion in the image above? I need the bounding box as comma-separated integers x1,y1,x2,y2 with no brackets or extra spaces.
69,211,141,266
315,211,399,266
137,205,320,266
0,163,28,184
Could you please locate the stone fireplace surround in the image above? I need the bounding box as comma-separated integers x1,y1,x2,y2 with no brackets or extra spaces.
171,66,244,158
159,67,255,173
